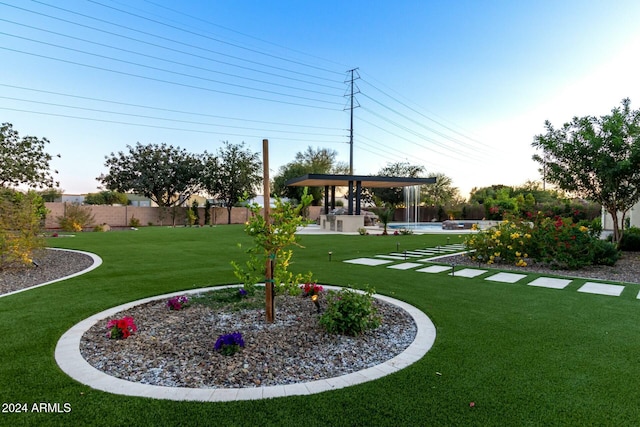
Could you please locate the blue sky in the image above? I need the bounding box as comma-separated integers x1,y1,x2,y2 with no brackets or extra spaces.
2,0,640,199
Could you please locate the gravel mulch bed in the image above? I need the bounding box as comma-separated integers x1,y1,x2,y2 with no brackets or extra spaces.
439,251,640,284
79,292,417,388
0,248,94,295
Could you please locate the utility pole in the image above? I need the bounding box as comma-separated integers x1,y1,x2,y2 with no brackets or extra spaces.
345,68,360,175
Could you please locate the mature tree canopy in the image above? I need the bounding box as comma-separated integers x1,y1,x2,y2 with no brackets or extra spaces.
421,172,461,206
201,141,262,224
532,98,640,242
272,146,348,205
98,142,202,208
364,162,427,207
0,123,59,189
38,187,64,203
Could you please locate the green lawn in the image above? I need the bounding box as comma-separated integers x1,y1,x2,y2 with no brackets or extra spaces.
1,226,639,426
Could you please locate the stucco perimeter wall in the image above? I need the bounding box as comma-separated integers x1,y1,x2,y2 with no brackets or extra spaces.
44,203,324,229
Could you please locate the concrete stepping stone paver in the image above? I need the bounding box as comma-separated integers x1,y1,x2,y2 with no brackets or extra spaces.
387,262,422,270
388,252,422,258
527,277,572,290
375,255,408,260
577,282,625,296
485,272,527,283
344,258,393,266
416,265,452,273
449,268,487,278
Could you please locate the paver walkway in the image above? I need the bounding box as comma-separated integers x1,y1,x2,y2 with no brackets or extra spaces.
344,244,639,299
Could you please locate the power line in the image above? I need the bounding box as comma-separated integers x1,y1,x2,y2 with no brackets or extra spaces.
0,96,347,138
0,46,341,111
357,114,470,163
0,32,343,106
0,3,344,90
0,18,342,97
25,0,343,84
138,0,349,70
0,83,343,131
359,72,490,147
0,106,343,143
87,0,344,76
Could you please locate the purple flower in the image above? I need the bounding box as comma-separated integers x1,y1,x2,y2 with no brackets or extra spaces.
238,288,247,297
214,332,245,355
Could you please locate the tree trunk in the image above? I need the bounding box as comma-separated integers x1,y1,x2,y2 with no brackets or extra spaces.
607,207,621,243
227,206,232,224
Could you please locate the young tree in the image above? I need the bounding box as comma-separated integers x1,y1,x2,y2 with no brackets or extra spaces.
532,98,640,242
98,143,202,209
0,123,59,189
201,142,262,224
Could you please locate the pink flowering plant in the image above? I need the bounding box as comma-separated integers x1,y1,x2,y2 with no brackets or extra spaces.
214,332,245,356
166,295,189,311
106,316,137,340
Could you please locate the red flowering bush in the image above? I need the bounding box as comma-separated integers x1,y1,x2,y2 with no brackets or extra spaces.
106,316,137,340
300,282,323,297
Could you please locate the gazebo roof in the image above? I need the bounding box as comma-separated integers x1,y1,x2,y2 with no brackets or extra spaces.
285,173,436,188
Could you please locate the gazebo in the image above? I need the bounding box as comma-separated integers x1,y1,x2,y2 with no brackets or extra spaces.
285,173,436,232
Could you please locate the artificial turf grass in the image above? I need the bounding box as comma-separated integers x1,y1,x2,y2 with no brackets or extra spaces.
2,226,640,426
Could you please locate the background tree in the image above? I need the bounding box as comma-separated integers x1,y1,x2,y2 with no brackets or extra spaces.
98,143,202,209
0,123,59,189
204,199,212,226
272,146,348,205
38,187,63,202
201,142,262,224
532,98,640,242
191,199,200,225
364,162,426,206
84,190,129,205
421,172,460,206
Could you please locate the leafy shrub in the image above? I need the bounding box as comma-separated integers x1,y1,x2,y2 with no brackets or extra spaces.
129,216,141,227
0,189,46,269
590,239,619,266
357,227,367,235
319,288,381,336
57,202,95,231
618,227,640,251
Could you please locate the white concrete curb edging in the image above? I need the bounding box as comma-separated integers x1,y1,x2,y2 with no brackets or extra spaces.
55,285,436,402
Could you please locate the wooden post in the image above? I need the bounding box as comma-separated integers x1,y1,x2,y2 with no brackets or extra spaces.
262,139,275,323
